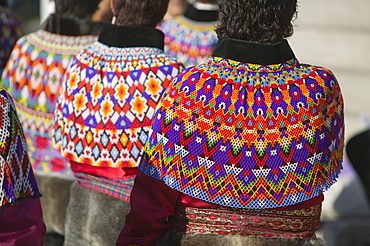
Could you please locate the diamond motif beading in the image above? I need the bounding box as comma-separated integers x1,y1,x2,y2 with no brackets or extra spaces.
53,42,184,168
1,29,97,175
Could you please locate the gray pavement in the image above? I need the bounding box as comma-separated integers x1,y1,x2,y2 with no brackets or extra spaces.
45,233,64,246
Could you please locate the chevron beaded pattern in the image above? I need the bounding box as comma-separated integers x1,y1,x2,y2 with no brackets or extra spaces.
140,56,344,209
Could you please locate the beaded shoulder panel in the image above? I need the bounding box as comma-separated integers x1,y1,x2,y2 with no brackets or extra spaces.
140,57,344,209
0,88,41,209
0,29,96,175
159,16,218,68
53,42,184,168
26,29,98,55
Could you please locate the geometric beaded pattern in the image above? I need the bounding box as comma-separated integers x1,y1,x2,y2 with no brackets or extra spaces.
0,88,41,209
53,42,184,168
140,56,344,209
0,6,22,75
159,16,218,68
1,29,97,175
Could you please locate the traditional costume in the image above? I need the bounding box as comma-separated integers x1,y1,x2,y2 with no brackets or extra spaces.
117,38,344,245
0,6,22,75
2,14,102,175
1,13,103,234
159,1,218,68
53,24,184,245
0,88,45,245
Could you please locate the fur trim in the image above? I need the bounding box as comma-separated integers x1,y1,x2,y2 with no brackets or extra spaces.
35,172,74,235
63,182,130,246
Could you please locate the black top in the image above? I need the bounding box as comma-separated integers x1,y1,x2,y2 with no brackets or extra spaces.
41,14,104,36
184,3,218,22
98,24,165,50
212,38,296,65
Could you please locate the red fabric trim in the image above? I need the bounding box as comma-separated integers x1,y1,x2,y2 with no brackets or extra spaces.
70,160,138,179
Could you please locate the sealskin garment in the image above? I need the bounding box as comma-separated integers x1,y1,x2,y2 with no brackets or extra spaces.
0,88,45,246
1,14,103,176
0,6,22,75
53,24,184,199
118,37,345,245
159,3,218,68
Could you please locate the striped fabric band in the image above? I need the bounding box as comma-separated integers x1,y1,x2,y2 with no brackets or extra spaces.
74,173,135,202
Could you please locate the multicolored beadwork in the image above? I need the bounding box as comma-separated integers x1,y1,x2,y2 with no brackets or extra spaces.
1,29,98,176
0,88,41,209
159,15,218,68
140,56,344,209
53,42,184,168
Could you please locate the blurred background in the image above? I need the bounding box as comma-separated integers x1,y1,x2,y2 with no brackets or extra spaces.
3,0,370,245
289,1,370,245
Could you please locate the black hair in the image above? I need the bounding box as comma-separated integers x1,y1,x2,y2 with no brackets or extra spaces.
54,0,101,19
0,0,7,7
216,0,298,43
113,0,170,27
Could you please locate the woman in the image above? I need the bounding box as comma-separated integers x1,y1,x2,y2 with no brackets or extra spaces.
53,0,183,245
118,0,344,245
164,0,187,20
1,0,104,235
159,0,219,68
0,0,22,75
0,88,46,245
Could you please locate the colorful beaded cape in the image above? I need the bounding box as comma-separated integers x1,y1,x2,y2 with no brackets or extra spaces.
0,88,41,209
159,15,218,68
53,42,184,168
140,56,344,209
1,29,98,175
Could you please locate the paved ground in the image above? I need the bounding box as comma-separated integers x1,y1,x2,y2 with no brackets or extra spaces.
45,233,64,246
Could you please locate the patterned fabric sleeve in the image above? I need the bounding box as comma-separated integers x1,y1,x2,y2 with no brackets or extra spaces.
0,88,41,209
